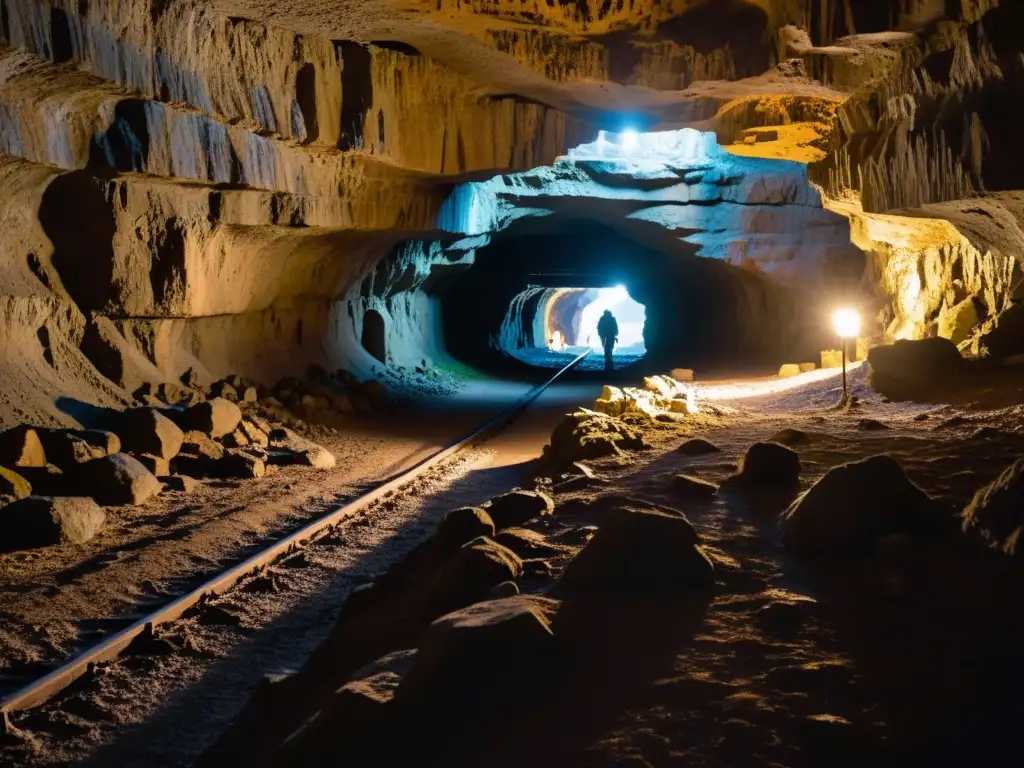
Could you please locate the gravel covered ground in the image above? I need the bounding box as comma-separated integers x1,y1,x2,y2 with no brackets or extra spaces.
5,365,1024,765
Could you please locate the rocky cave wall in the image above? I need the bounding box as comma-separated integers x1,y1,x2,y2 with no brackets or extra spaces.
1,0,1023,424
0,0,594,427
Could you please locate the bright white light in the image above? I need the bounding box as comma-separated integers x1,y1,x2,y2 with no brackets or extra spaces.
832,308,861,338
620,129,639,152
577,286,646,351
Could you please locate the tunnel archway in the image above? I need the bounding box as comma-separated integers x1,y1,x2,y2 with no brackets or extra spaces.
440,216,823,377
362,309,387,363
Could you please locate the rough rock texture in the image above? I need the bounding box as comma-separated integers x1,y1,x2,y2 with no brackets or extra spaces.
484,490,555,530
781,455,947,558
867,337,967,400
962,458,1024,558
117,409,184,460
0,496,105,550
74,453,162,506
727,442,802,490
560,506,714,596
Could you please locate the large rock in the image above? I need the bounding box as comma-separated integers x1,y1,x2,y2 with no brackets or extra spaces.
560,506,714,596
395,596,558,704
75,454,162,506
0,497,105,550
484,490,554,529
781,455,947,558
0,466,32,500
0,426,46,467
726,442,801,489
268,428,335,469
962,458,1024,557
36,429,107,469
169,397,242,438
677,437,721,455
117,409,184,460
437,507,495,548
542,409,645,469
867,338,967,400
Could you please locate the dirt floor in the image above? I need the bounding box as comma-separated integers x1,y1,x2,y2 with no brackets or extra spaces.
3,364,1024,766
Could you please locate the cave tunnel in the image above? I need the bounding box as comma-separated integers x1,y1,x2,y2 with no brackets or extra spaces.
498,283,649,372
435,216,826,381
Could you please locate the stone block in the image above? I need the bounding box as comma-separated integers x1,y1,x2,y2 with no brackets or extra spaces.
799,362,816,373
670,368,694,382
821,349,843,369
778,363,801,378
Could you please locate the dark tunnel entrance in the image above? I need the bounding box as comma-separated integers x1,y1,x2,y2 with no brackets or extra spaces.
439,218,823,379
362,309,387,364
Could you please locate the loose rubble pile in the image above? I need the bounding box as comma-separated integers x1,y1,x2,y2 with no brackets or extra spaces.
0,368,355,552
592,375,698,419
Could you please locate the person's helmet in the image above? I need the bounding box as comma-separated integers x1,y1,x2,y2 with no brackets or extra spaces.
603,309,611,315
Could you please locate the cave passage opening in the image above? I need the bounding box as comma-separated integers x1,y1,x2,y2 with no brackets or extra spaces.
497,284,648,372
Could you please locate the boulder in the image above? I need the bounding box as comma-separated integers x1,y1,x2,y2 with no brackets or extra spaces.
0,496,105,550
493,528,564,559
437,507,495,548
0,426,46,467
35,430,106,469
821,349,843,369
241,386,260,403
117,409,184,460
75,454,162,506
778,363,801,378
181,433,225,460
222,429,251,448
671,474,719,500
277,650,417,764
170,398,242,438
220,450,266,479
134,454,170,477
769,428,809,445
484,490,554,529
560,506,714,596
961,458,1024,557
240,420,270,446
416,537,523,622
395,596,557,704
867,337,966,400
0,466,32,500
677,438,721,455
671,368,694,382
726,442,800,489
542,409,645,469
268,428,335,469
160,475,200,493
799,363,817,373
77,430,121,455
781,455,946,558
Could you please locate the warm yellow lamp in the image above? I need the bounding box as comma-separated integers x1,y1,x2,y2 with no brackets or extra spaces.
832,308,860,401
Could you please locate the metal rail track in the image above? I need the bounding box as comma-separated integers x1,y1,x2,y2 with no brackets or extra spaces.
0,350,589,718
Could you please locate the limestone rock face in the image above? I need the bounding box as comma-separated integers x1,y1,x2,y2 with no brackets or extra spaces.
782,455,947,558
0,496,105,550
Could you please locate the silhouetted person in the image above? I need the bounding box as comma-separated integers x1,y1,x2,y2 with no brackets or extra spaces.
597,309,618,372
